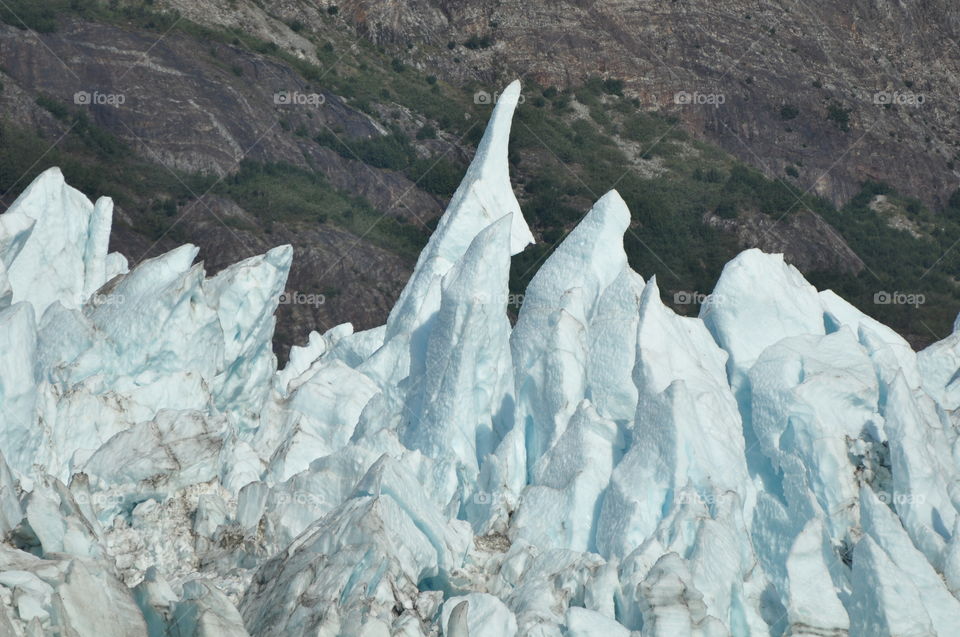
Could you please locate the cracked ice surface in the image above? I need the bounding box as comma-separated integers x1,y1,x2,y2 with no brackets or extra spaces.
1,82,960,636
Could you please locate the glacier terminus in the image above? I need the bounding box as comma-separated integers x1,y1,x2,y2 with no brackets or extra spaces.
1,80,960,636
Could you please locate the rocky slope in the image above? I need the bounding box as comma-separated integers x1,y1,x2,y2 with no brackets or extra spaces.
1,0,958,353
329,0,960,209
0,13,447,353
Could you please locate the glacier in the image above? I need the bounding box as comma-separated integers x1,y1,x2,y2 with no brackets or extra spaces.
1,79,960,636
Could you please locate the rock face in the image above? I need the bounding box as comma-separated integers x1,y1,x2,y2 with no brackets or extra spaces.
704,207,865,275
2,80,960,636
0,16,447,357
143,0,960,208
329,0,960,209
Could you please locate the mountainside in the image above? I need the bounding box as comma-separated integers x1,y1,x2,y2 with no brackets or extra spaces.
1,0,959,355
2,86,960,636
332,0,960,208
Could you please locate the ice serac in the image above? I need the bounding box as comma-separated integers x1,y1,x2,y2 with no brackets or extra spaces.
241,457,470,636
881,371,957,565
440,594,516,637
701,248,824,496
509,399,620,552
820,289,922,392
565,607,630,637
264,358,379,482
748,328,880,542
782,518,849,635
0,451,22,536
168,580,251,637
82,409,223,495
511,189,630,476
4,167,126,315
596,276,750,558
399,215,515,479
0,544,148,636
585,266,645,424
0,205,34,269
917,324,960,411
859,487,960,634
0,207,34,308
849,535,934,636
347,81,532,488
702,248,824,384
384,79,532,344
0,302,38,476
205,245,292,426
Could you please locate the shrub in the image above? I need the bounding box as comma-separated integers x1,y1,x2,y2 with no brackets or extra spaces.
416,124,437,140
949,188,960,211
602,79,625,96
35,94,70,121
715,200,738,218
463,34,493,50
827,102,851,131
779,104,799,120
0,0,58,32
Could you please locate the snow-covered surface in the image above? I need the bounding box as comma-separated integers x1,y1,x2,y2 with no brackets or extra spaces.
1,81,960,636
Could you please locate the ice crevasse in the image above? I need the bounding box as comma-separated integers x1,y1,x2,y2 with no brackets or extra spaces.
1,80,960,636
